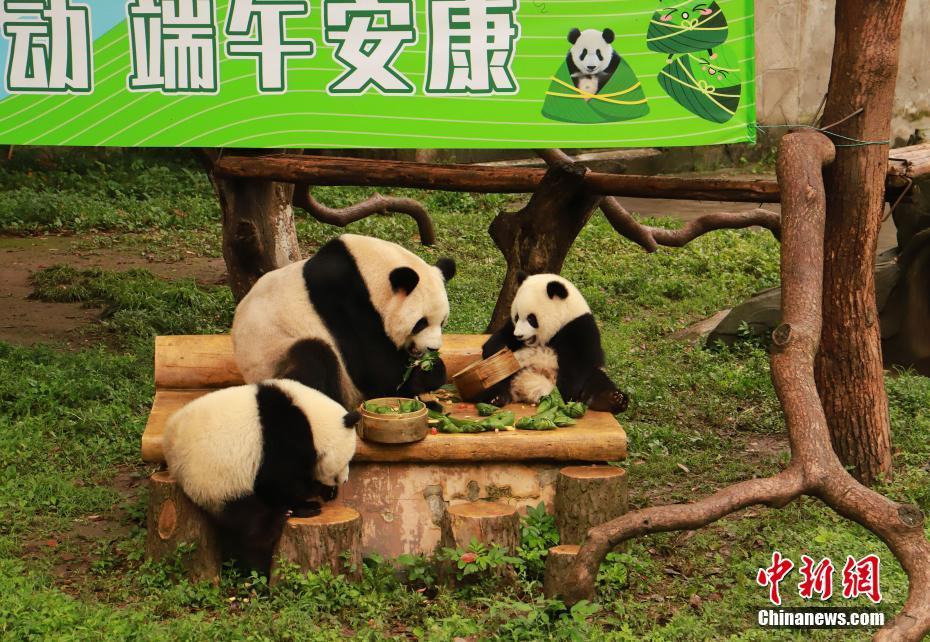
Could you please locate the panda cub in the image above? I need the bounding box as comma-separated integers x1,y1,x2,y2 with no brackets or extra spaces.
479,273,629,414
567,27,622,99
163,379,358,575
232,234,456,409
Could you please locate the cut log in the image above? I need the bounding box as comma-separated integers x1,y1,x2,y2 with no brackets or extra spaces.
441,501,520,553
555,465,628,545
145,471,222,583
543,544,580,597
270,505,362,584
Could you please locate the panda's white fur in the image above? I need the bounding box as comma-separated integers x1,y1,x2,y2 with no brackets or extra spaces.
567,28,618,96
163,379,356,515
510,345,560,403
231,234,451,408
512,274,591,346
506,275,591,403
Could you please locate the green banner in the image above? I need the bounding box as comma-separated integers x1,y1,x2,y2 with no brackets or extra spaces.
0,0,755,148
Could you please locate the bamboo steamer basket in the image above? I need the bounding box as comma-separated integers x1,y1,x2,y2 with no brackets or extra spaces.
452,348,521,401
358,398,429,444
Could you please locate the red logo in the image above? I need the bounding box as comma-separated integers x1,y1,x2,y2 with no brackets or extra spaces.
842,554,882,603
757,552,882,605
757,551,794,606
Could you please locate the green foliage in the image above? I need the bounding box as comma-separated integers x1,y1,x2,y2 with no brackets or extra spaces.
436,539,521,583
515,502,560,580
0,149,218,233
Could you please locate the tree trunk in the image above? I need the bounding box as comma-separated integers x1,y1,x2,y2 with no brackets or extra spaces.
145,471,222,583
486,162,601,331
269,505,363,583
206,152,300,301
440,501,520,553
814,0,907,485
543,544,580,597
554,466,628,545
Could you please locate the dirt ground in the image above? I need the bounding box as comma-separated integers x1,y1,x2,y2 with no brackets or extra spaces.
0,203,898,348
0,235,226,348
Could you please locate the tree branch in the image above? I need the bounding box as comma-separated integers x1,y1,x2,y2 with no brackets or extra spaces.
292,184,436,245
536,149,781,251
551,130,930,641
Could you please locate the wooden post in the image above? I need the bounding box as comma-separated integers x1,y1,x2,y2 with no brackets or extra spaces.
554,465,628,545
543,544,580,597
440,501,520,553
145,471,222,583
269,505,363,584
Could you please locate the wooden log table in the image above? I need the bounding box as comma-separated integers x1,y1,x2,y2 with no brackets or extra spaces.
142,335,627,557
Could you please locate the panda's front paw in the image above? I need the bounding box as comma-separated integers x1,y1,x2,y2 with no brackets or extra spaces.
405,358,448,395
319,484,338,502
292,500,322,518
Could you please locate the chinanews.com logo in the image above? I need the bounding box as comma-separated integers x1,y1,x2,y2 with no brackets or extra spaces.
755,551,886,629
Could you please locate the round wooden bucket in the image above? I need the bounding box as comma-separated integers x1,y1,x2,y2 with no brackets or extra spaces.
452,348,521,400
358,398,429,444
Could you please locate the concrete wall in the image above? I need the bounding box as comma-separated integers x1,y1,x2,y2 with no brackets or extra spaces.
756,0,930,144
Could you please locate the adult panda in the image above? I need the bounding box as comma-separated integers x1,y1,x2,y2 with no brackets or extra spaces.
163,379,359,575
478,272,629,414
232,234,456,408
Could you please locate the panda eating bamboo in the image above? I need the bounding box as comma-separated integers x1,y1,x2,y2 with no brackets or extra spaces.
231,234,456,409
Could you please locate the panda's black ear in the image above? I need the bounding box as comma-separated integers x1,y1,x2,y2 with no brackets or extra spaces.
436,257,456,282
343,411,360,428
568,28,581,44
389,267,420,295
516,270,529,286
547,280,569,300
602,28,615,44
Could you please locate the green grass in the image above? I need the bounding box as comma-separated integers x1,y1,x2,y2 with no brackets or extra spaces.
1,150,929,639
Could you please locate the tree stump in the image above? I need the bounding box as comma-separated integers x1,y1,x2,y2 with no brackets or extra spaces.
440,501,520,553
269,505,363,584
145,471,222,583
555,466,628,545
543,544,580,597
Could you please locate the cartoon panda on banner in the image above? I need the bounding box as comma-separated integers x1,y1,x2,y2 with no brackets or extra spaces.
163,379,359,574
542,28,649,124
476,273,629,414
232,234,456,409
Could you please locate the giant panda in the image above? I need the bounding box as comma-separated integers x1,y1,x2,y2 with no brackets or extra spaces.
567,27,622,98
478,273,629,414
231,234,456,409
163,378,359,575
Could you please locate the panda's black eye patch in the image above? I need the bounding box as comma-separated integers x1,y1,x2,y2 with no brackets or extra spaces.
528,314,539,329
596,50,604,61
580,48,588,59
412,317,428,334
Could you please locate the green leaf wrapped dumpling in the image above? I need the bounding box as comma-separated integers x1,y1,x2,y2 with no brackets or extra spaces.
646,1,729,55
657,47,742,123
542,57,649,124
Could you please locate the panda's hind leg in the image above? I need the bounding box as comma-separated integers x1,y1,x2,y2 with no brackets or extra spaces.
275,338,344,405
582,369,629,414
214,494,289,577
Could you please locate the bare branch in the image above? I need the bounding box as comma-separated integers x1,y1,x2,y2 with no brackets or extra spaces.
535,149,780,251
560,468,807,606
293,184,436,245
646,208,781,246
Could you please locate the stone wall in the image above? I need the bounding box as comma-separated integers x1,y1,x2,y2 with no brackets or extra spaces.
756,0,929,144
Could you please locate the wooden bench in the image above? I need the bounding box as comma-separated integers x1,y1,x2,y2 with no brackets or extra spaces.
144,335,627,557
